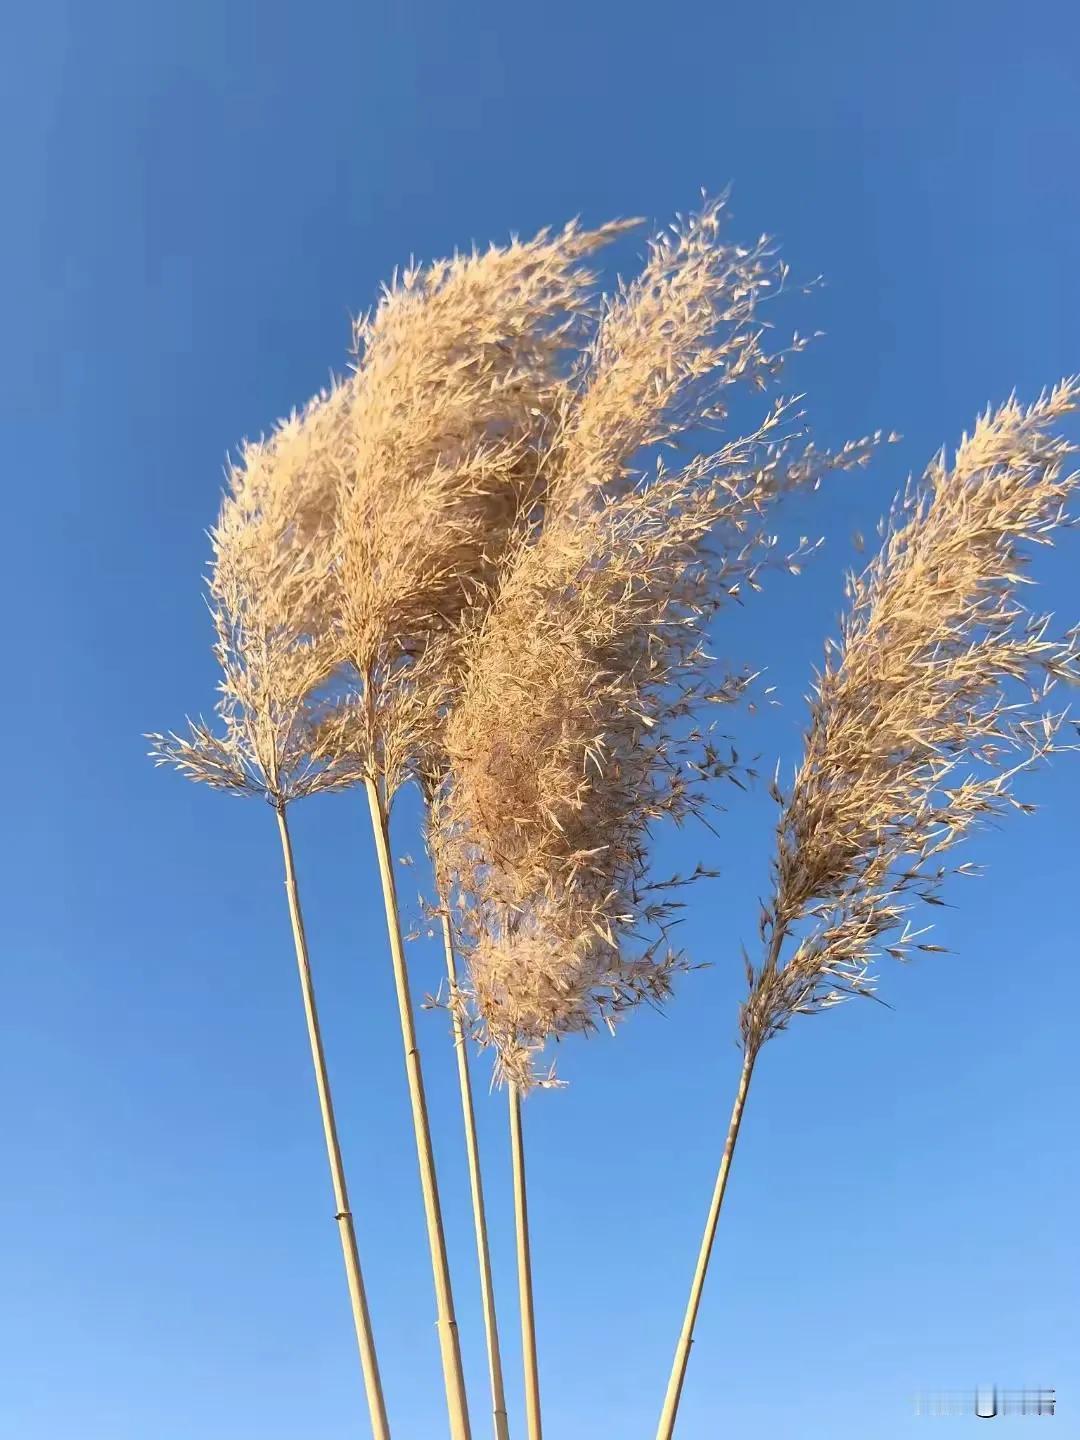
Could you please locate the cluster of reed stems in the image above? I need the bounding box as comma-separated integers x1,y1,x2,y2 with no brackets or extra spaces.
150,196,1077,1439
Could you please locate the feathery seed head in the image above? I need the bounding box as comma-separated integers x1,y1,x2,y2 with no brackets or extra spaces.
742,381,1080,1051
148,388,358,805
325,221,632,795
434,201,881,1087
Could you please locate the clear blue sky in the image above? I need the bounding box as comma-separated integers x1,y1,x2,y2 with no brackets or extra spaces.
3,3,1078,1437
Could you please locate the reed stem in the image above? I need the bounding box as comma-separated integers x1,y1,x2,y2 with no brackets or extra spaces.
655,1045,756,1440
274,803,391,1440
364,777,473,1440
440,913,512,1440
508,1084,542,1440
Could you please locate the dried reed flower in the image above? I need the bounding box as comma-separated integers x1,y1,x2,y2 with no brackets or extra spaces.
148,389,357,805
435,201,881,1089
323,220,633,798
743,380,1080,1051
657,382,1080,1440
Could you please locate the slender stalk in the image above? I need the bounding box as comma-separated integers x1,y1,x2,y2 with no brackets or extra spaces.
364,776,473,1440
654,1045,757,1440
440,913,512,1440
508,1084,542,1440
274,803,391,1440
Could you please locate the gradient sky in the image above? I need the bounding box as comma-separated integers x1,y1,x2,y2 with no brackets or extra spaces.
3,3,1078,1438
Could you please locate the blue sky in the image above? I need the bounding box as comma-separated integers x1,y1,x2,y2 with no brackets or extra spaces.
3,3,1078,1437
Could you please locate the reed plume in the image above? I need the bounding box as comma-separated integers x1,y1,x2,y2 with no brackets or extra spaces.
149,410,390,1440
322,218,634,792
436,200,880,1094
656,381,1080,1440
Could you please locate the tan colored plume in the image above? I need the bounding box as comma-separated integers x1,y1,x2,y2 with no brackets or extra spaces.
147,386,356,803
743,380,1080,1051
434,200,882,1088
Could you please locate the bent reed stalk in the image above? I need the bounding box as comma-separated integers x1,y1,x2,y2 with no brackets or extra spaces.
655,383,1080,1439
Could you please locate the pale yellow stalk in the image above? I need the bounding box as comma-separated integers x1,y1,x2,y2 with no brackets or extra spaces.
508,1085,542,1440
275,803,391,1440
654,1048,756,1440
441,914,512,1440
364,776,472,1440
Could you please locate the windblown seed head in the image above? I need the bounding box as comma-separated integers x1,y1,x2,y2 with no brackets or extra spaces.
551,195,800,511
434,476,753,1087
148,388,356,805
434,201,881,1087
323,220,632,795
742,382,1080,1052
